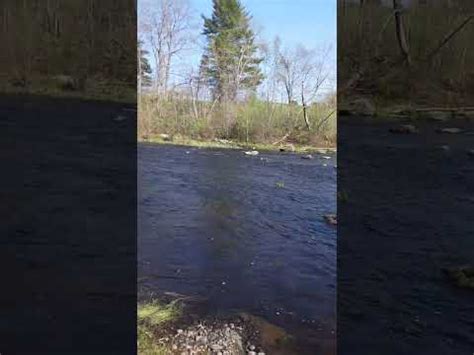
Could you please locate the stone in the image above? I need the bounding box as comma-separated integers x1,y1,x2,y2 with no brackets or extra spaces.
424,111,452,121
160,133,172,141
211,344,223,352
301,154,313,160
467,149,474,157
114,115,127,122
324,214,337,226
436,127,463,134
443,266,474,289
389,124,418,134
244,150,259,156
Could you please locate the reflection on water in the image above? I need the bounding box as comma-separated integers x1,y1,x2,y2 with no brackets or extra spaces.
138,144,337,354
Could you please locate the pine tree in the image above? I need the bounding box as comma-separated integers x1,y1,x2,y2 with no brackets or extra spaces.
201,0,263,102
138,40,153,89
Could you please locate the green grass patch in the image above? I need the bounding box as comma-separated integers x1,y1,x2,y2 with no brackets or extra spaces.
137,299,181,355
137,300,180,326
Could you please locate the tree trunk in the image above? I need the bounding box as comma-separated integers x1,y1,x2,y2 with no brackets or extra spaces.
301,82,311,131
393,0,411,66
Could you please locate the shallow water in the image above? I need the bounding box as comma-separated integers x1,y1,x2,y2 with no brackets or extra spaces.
138,144,337,353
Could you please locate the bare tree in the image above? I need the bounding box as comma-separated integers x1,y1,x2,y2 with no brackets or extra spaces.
141,0,193,95
393,0,411,65
275,43,332,129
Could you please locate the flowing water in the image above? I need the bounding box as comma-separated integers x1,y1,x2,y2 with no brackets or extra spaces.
138,144,337,354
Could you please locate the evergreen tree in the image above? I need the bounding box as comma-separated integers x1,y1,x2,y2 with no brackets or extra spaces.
201,0,263,102
138,40,153,89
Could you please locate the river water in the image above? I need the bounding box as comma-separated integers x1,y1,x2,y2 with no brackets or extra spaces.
138,144,337,353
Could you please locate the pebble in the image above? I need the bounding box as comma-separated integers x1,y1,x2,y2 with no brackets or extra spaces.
249,345,256,350
301,154,313,160
211,344,223,351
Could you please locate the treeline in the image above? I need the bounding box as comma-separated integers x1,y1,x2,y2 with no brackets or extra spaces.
339,0,474,109
138,0,336,147
0,0,136,98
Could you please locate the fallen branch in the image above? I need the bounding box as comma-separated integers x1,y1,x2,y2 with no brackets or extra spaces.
272,133,290,145
425,14,474,62
316,109,336,132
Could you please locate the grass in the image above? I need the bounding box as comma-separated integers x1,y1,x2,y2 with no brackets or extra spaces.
339,2,474,109
0,76,136,104
140,134,336,154
138,93,336,149
137,299,181,355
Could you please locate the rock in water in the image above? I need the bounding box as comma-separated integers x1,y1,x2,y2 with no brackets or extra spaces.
114,115,127,122
324,214,337,226
244,151,259,156
443,266,474,289
301,154,313,160
436,127,463,134
389,124,418,134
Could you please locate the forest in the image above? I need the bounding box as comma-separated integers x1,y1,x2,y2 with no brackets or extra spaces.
138,0,337,149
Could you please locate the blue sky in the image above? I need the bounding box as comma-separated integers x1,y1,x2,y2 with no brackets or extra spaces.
139,0,336,98
192,0,336,50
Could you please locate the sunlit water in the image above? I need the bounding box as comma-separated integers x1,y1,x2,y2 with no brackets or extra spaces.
138,144,337,352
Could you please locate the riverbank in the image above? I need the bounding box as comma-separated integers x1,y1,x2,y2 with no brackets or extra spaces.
137,298,298,355
138,135,336,154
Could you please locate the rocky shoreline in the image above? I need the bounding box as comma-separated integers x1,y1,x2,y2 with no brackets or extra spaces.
140,310,296,355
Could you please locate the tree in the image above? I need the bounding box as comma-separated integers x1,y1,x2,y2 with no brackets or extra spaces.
142,0,193,95
201,0,264,102
275,43,332,130
393,0,411,66
138,40,153,92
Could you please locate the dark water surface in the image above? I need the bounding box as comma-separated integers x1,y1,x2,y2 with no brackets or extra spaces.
138,144,336,353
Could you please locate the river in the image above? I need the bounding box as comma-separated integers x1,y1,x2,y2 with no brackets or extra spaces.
138,143,337,353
